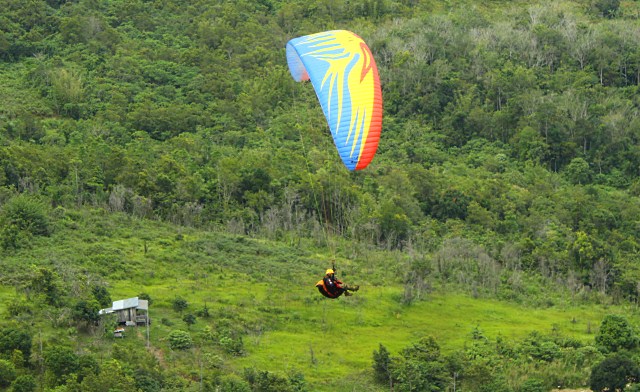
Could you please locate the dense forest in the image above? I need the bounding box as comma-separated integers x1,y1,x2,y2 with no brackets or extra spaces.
3,0,640,391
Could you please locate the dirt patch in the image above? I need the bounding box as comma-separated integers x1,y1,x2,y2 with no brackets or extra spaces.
147,345,166,368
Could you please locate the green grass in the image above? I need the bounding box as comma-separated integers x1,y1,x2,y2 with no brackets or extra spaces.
227,290,610,387
1,210,636,390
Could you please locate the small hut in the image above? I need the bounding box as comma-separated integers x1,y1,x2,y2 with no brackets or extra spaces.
100,297,149,326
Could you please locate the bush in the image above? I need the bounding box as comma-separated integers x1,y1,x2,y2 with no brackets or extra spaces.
372,343,392,385
520,378,545,392
0,195,50,250
11,374,37,392
44,346,80,382
0,359,16,388
219,374,251,392
172,297,188,313
91,285,112,308
590,353,640,392
168,330,192,350
0,327,32,362
220,336,244,356
595,315,637,353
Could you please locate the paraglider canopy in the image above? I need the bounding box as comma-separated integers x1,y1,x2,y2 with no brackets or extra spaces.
286,30,383,171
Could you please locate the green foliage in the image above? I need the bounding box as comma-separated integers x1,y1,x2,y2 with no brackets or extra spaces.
138,293,153,306
519,378,546,392
0,195,50,250
564,158,592,185
133,369,162,392
195,303,210,318
219,374,251,392
3,0,640,390
80,359,137,392
11,374,37,392
0,359,16,388
0,327,31,363
182,313,196,329
590,353,640,392
167,330,192,350
91,286,111,308
595,315,637,353
219,335,244,356
593,0,621,18
72,299,100,326
243,367,306,392
172,296,188,313
373,343,392,385
29,266,61,306
390,337,448,392
44,346,79,385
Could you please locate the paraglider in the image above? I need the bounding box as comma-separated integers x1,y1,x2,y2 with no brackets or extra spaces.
286,30,383,171
316,267,360,299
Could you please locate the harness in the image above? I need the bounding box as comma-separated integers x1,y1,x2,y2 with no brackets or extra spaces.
316,278,341,298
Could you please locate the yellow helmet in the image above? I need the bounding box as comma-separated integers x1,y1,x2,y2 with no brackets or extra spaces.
325,269,334,275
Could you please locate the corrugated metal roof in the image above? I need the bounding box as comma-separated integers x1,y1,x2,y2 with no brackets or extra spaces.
112,297,139,311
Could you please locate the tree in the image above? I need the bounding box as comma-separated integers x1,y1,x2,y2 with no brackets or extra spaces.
219,374,251,392
11,374,37,392
80,359,137,392
392,337,448,392
593,0,620,18
29,266,61,306
431,189,470,221
0,359,16,388
243,368,298,392
372,343,393,386
595,315,637,353
0,327,32,363
520,378,546,392
72,299,101,328
183,313,196,329
0,195,50,250
172,296,188,313
590,353,640,392
91,285,111,308
564,157,592,185
44,346,80,385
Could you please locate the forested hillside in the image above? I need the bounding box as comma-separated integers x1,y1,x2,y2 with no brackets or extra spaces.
2,0,640,391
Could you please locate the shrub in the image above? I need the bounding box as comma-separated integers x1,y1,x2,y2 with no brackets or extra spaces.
372,343,393,385
595,315,637,353
182,314,196,329
520,378,545,392
219,374,251,392
0,195,50,250
590,353,640,392
44,346,80,382
0,327,32,362
168,330,192,350
11,374,37,392
0,359,16,388
172,297,188,313
220,336,244,356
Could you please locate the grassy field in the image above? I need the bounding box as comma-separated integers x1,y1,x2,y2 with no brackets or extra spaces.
1,210,635,390
104,272,618,391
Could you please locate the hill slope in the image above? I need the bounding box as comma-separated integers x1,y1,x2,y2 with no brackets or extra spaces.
0,207,631,391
